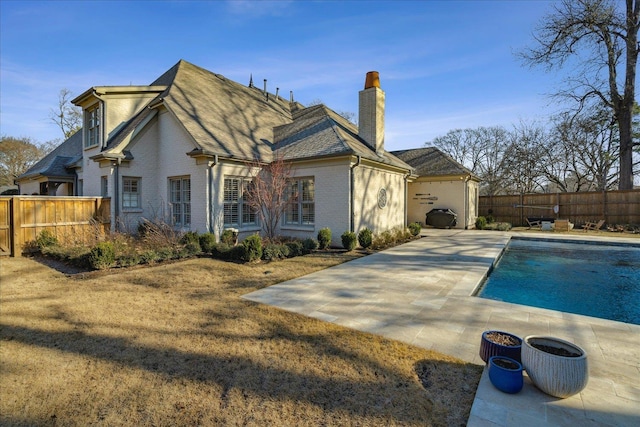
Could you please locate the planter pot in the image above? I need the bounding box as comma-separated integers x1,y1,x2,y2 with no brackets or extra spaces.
521,335,588,398
479,330,523,364
488,356,524,394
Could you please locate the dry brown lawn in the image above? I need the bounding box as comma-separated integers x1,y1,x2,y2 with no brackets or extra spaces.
0,253,481,426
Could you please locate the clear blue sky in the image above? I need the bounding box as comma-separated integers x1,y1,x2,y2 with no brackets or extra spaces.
1,0,562,151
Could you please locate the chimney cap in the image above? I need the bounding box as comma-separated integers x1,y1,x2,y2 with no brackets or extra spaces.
364,71,380,89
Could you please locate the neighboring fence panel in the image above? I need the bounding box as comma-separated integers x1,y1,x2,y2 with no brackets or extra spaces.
0,198,10,255
479,189,640,227
0,196,110,256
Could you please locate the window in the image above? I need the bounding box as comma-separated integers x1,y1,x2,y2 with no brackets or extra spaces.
170,177,191,228
101,176,108,197
85,103,101,148
122,177,140,209
285,178,315,225
223,177,256,227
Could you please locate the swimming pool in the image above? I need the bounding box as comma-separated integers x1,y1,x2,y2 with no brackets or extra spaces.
476,238,640,325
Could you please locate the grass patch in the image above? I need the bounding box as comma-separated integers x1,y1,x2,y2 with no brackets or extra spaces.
0,253,481,426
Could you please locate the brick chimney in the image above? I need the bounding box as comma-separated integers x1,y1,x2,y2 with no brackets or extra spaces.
358,71,385,154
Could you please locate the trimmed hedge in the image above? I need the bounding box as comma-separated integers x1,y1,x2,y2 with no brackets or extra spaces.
318,227,332,249
357,228,372,249
341,231,357,251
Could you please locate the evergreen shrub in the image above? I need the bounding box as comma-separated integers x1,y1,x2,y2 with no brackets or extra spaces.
242,234,263,262
88,241,116,270
285,240,304,257
341,231,357,251
302,238,319,253
408,222,421,236
476,216,487,230
317,227,332,249
358,228,373,249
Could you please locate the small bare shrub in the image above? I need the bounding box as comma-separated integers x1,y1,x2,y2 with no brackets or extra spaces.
137,218,181,247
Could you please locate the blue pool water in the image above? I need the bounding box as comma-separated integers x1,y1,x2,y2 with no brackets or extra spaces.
477,238,640,325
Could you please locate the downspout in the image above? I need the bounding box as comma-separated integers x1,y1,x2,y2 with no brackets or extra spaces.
464,175,470,229
403,172,410,228
207,155,219,233
113,159,121,232
349,155,361,232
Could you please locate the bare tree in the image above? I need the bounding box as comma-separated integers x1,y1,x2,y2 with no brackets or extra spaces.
49,88,82,139
521,0,639,189
551,109,620,191
244,156,294,240
431,126,510,196
431,129,482,171
502,122,548,194
0,136,49,186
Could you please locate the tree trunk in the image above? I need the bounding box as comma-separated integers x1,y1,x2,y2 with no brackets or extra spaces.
619,0,639,190
617,108,634,189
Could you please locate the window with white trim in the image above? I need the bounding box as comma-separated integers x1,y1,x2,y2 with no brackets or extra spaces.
85,103,101,148
122,177,141,209
169,177,191,228
223,177,256,227
285,178,314,225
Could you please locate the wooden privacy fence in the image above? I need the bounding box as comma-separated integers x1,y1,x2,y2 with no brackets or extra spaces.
479,189,640,227
0,196,110,257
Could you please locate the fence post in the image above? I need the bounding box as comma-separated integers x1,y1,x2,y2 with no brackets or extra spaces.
11,197,22,257
519,193,523,227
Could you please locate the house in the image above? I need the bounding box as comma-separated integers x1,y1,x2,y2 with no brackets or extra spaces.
16,131,81,195
18,60,417,245
391,147,480,229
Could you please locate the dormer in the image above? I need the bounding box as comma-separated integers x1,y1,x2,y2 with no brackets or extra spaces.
72,86,166,150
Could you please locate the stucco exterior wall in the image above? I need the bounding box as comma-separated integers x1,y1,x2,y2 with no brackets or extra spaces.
81,145,105,197
18,181,40,195
407,178,478,229
104,95,160,141
17,180,74,196
112,109,211,233
352,164,406,235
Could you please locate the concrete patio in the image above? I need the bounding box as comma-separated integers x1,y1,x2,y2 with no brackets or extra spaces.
243,229,640,427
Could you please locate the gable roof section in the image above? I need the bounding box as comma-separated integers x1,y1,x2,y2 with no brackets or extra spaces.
152,60,294,162
274,105,413,171
17,131,82,181
391,147,479,179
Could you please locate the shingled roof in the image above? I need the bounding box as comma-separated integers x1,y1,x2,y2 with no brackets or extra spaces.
18,131,82,181
151,60,294,161
274,104,413,170
390,147,478,179
25,60,414,178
